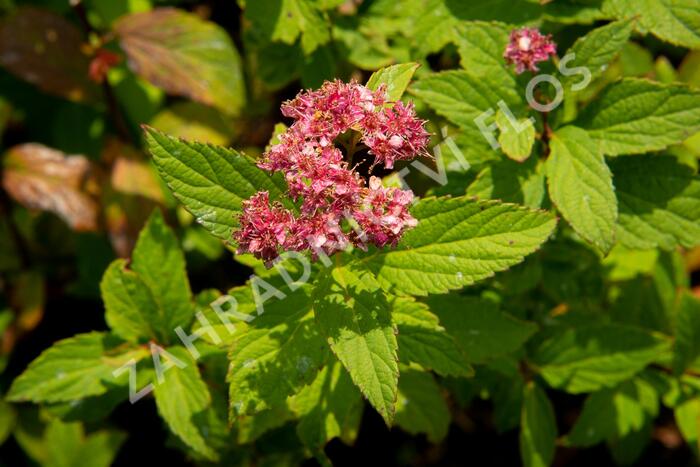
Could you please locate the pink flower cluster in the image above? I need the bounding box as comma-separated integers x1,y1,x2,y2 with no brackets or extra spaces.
504,27,557,74
233,80,430,264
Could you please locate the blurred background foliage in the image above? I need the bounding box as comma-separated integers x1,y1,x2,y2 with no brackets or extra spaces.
0,0,699,465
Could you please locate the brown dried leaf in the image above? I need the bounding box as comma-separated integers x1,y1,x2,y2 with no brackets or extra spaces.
0,7,100,103
98,139,159,256
103,139,164,202
2,144,99,231
114,8,246,114
111,158,164,202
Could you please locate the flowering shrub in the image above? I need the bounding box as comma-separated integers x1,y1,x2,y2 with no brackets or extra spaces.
1,1,700,467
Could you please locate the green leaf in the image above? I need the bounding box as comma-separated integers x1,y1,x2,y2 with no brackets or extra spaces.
100,259,161,342
114,8,246,114
481,361,527,433
567,378,658,447
410,0,462,57
496,110,535,162
547,126,617,254
153,346,216,460
394,368,450,443
352,196,557,295
520,382,557,467
562,19,635,90
438,0,543,23
132,209,194,332
75,431,127,467
7,332,148,403
617,42,655,77
255,41,302,90
532,324,671,393
227,284,328,416
675,398,700,456
543,2,606,24
44,419,126,467
412,0,543,56
607,251,680,333
46,385,131,424
575,78,700,156
673,292,700,375
300,45,336,88
655,56,679,84
236,406,295,445
602,0,700,49
366,62,420,102
101,210,195,344
46,420,85,467
392,297,473,377
610,155,700,250
196,285,257,346
603,247,659,281
0,399,15,446
425,295,537,363
467,157,546,208
607,414,652,464
410,69,524,134
453,21,512,79
332,21,401,72
312,267,398,425
244,0,330,54
85,0,151,25
680,51,700,87
290,360,363,450
144,127,288,241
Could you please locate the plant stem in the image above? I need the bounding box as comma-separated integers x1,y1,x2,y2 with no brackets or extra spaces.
541,110,552,158
71,0,132,143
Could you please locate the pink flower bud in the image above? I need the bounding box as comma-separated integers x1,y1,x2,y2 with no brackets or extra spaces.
504,27,557,74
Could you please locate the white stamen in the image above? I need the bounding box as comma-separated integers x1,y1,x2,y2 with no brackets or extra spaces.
519,36,532,51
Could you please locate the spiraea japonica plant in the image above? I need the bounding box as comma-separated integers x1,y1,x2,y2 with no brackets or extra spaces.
3,1,700,466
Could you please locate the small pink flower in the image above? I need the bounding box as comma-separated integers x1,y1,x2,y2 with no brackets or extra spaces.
352,177,417,249
232,192,296,265
504,27,557,73
234,79,429,264
299,213,351,257
361,101,430,169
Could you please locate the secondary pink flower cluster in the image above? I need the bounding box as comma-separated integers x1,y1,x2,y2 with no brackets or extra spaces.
233,80,429,264
504,27,557,74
